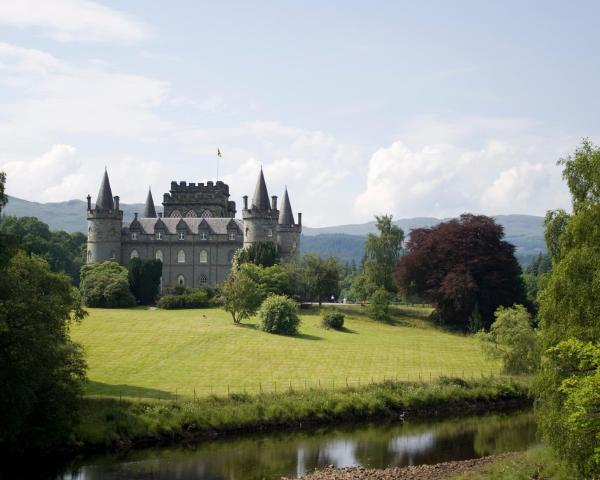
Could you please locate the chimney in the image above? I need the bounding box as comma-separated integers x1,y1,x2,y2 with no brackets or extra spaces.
158,212,163,218
272,195,278,210
114,196,120,211
298,212,302,227
86,194,91,210
243,195,248,210
134,212,138,220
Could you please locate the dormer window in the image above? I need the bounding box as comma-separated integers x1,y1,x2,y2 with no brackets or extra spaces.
267,229,273,238
201,232,208,240
229,232,236,241
156,232,162,240
179,232,185,240
131,232,138,240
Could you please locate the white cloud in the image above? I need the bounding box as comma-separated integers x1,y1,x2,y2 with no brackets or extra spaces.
0,0,149,43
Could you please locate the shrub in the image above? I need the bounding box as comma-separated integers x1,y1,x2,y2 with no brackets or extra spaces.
80,261,135,308
259,295,300,335
367,287,390,322
322,311,345,330
157,289,209,309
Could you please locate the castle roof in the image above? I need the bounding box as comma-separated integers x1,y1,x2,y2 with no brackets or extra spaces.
143,188,157,218
278,187,295,225
251,168,271,210
124,217,243,235
95,169,114,210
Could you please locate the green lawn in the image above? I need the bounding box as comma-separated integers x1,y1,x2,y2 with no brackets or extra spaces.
71,305,502,399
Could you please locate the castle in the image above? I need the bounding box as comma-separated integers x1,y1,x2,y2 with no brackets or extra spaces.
86,168,302,289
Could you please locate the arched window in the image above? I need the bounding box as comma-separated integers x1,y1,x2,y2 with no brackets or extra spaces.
201,209,213,218
177,274,185,286
199,274,208,284
130,249,139,259
177,249,185,263
186,210,198,218
199,249,208,263
228,250,235,262
155,250,163,262
170,210,182,218
87,250,92,262
111,250,116,260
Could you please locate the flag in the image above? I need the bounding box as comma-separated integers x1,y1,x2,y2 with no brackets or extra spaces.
217,148,222,158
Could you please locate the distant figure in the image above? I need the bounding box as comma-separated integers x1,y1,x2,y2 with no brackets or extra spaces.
331,295,335,303
343,297,347,304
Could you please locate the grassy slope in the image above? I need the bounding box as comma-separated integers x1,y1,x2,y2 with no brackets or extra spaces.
71,305,502,399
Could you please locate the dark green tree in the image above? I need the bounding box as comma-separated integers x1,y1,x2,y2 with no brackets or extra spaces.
367,287,391,322
0,252,87,452
299,253,340,306
221,270,264,324
237,241,280,267
0,171,6,214
363,215,404,292
80,261,135,307
128,257,163,305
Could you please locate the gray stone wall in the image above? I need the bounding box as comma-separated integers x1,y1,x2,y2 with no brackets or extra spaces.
86,211,123,263
242,209,279,247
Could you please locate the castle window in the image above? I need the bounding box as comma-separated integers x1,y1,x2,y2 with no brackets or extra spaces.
156,232,162,240
131,232,137,240
170,210,182,218
199,250,208,263
177,249,185,263
186,210,198,218
228,250,235,262
200,232,208,240
201,209,213,218
177,274,185,286
130,250,139,259
111,251,116,260
267,229,273,238
229,232,236,241
87,250,92,262
199,274,208,284
155,250,163,262
178,232,185,240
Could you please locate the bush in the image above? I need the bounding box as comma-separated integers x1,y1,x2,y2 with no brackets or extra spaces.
80,261,135,308
322,311,345,330
157,289,209,309
367,287,390,322
259,295,300,335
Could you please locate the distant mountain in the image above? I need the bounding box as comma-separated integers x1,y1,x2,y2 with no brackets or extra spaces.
2,196,545,266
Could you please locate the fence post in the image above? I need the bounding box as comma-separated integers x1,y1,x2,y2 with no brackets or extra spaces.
227,384,230,396
260,382,262,393
175,388,178,403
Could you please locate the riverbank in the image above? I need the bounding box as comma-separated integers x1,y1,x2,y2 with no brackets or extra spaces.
72,377,531,453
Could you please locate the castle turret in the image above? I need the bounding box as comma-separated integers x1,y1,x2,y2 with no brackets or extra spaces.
276,187,302,259
143,187,157,218
242,168,279,248
86,169,123,263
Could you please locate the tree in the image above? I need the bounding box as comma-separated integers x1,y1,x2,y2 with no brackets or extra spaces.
0,252,87,452
237,241,280,267
237,262,293,296
367,287,391,322
476,304,539,374
299,253,340,306
363,215,404,292
258,295,301,335
221,271,264,324
534,139,600,478
0,171,6,214
128,257,163,305
396,214,527,330
80,261,136,308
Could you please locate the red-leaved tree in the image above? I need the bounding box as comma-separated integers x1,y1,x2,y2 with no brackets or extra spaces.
395,214,527,330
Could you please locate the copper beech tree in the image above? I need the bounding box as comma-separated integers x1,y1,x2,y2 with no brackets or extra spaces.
395,214,527,331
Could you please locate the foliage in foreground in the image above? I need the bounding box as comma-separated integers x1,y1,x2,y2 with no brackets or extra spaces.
128,257,162,305
0,252,87,452
157,289,210,309
221,270,264,323
396,214,528,331
74,378,529,448
367,287,391,322
258,294,301,335
477,305,539,374
321,311,345,330
80,261,136,307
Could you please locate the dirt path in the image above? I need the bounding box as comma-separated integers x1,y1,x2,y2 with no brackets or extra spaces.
284,454,513,480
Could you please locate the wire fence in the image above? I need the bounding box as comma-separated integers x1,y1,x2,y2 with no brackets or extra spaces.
92,368,516,403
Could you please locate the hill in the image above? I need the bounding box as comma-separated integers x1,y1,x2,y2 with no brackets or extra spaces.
3,195,545,266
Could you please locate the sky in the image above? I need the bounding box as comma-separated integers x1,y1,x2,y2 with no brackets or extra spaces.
0,0,599,227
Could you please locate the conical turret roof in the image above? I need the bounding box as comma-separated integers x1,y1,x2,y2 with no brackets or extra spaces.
143,187,157,218
278,187,295,225
251,168,271,210
95,169,114,210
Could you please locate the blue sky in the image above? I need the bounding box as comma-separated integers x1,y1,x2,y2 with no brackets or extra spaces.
1,0,599,226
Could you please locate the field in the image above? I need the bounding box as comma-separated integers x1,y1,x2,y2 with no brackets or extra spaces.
71,305,502,399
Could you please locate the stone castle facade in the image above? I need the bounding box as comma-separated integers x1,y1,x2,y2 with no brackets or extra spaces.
86,168,301,289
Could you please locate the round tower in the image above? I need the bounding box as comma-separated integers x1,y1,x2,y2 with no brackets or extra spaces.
276,187,302,260
242,168,279,248
86,169,123,263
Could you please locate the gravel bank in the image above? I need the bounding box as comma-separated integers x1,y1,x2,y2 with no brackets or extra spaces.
285,454,513,479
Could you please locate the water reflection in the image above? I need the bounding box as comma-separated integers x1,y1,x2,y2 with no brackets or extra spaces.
6,410,538,480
